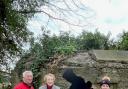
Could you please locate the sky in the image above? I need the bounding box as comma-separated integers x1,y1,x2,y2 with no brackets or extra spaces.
27,0,128,39
83,0,128,39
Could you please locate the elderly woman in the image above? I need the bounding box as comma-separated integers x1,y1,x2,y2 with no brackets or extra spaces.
39,73,60,89
100,76,110,89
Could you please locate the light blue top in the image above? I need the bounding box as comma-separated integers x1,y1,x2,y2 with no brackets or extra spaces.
39,85,60,89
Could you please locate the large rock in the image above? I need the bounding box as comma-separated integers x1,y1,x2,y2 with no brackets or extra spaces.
52,50,128,89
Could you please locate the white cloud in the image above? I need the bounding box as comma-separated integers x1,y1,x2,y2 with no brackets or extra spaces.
82,0,128,38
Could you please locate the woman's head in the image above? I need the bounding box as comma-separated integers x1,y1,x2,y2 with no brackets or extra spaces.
100,76,110,89
101,84,110,89
44,73,55,86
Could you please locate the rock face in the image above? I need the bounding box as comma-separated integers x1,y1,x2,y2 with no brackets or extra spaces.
52,50,128,89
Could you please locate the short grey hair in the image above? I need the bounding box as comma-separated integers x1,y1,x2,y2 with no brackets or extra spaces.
22,71,33,78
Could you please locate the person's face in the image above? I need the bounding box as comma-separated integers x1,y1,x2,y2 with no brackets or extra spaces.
46,76,55,86
23,73,33,84
101,84,110,89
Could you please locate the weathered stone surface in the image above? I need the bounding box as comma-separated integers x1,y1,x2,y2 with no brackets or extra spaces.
93,50,128,61
54,50,128,89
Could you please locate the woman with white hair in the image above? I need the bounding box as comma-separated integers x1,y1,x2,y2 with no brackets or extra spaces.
39,73,60,89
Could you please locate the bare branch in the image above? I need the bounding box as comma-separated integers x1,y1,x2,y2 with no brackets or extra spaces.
13,9,88,27
44,1,72,11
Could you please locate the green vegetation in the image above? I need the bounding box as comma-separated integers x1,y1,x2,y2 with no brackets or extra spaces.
117,31,128,50
78,30,111,50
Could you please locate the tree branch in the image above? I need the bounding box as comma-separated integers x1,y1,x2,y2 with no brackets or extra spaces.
13,10,87,27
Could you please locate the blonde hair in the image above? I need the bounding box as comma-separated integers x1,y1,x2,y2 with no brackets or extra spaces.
43,73,55,82
102,76,110,81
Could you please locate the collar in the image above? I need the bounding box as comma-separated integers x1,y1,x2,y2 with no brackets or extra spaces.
47,84,53,89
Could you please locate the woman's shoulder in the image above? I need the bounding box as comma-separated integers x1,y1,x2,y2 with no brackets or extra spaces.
53,85,60,89
39,85,47,89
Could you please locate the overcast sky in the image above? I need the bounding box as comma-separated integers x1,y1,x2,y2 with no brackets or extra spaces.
84,0,128,38
27,0,128,39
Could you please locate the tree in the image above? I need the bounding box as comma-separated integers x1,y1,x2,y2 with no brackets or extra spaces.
0,0,94,70
117,31,128,50
0,0,34,72
38,30,77,58
78,30,111,50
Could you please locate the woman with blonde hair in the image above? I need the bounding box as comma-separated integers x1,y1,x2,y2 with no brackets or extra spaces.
100,76,111,89
39,73,60,89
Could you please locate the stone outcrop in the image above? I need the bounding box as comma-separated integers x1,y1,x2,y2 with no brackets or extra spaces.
52,50,128,89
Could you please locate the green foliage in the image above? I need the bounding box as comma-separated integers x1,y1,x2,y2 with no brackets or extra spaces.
53,31,77,55
39,30,77,58
117,31,128,50
0,0,33,69
0,75,3,83
78,30,111,50
15,53,30,79
31,59,45,89
40,30,55,58
0,0,49,71
54,45,77,55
